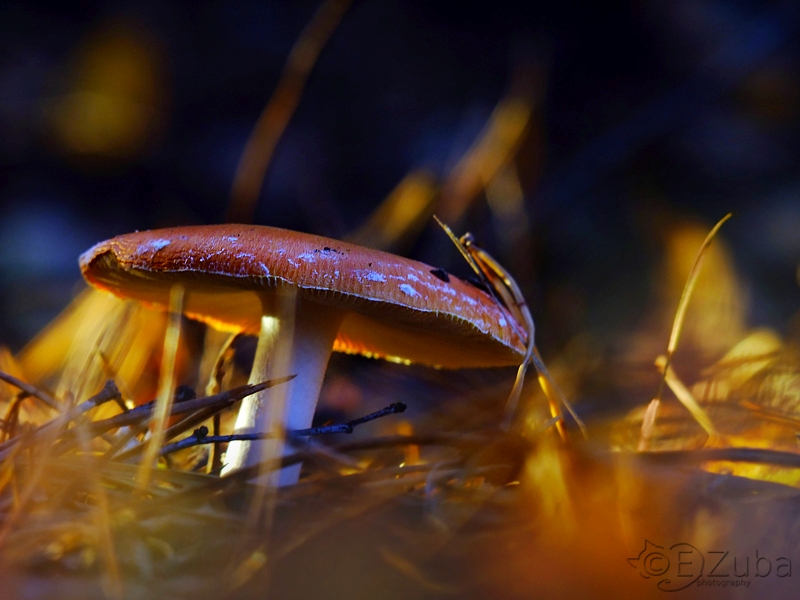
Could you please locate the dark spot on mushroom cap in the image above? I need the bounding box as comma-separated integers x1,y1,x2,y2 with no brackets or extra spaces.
464,274,491,295
430,268,450,283
79,223,526,368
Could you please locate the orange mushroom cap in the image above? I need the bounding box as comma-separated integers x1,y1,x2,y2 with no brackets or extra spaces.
80,224,525,368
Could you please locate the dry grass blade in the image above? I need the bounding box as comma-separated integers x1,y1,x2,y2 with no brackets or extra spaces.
531,349,587,438
434,216,585,438
433,216,534,429
655,213,733,403
639,213,732,450
349,69,541,260
437,94,535,224
655,355,718,441
136,285,184,490
94,483,123,600
226,0,352,223
346,170,438,251
485,162,530,250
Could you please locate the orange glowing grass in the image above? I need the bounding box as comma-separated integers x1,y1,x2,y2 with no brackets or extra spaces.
347,68,539,255
18,288,174,410
226,0,352,224
437,93,536,225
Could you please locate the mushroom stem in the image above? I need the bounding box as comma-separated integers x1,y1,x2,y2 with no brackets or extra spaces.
222,294,345,485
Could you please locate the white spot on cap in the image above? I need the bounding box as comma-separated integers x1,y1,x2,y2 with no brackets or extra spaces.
399,284,419,298
137,238,170,253
364,271,386,282
297,252,316,263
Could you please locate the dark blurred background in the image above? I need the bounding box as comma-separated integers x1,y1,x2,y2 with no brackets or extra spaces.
1,0,798,362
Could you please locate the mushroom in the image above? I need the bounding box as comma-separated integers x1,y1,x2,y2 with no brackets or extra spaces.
80,224,525,484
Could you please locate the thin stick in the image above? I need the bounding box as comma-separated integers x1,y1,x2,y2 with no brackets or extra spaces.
113,405,222,462
105,379,293,430
196,433,493,492
160,402,407,456
48,378,294,457
226,0,352,223
0,371,59,411
100,425,147,464
286,434,362,471
329,401,406,431
0,381,121,459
